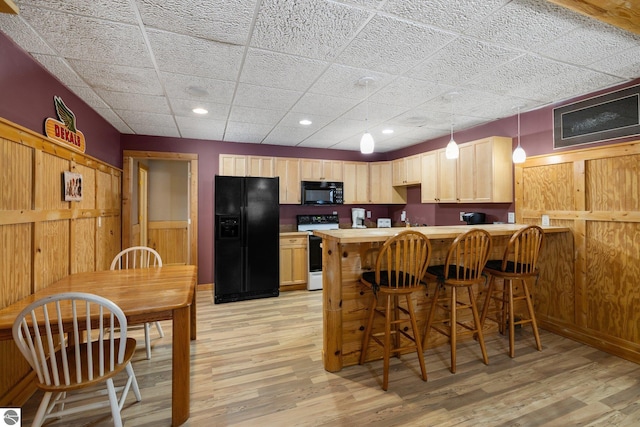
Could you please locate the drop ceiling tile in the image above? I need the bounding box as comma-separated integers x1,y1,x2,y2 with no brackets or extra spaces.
114,110,174,128
464,0,587,51
95,90,171,114
70,60,162,95
262,125,317,146
336,14,456,74
18,0,139,23
162,72,236,104
19,5,153,68
128,122,180,137
31,54,87,87
0,13,56,54
291,93,358,117
278,112,335,129
535,22,640,67
175,116,226,140
590,46,640,79
240,49,328,91
148,30,244,81
407,37,523,85
136,0,255,45
67,86,111,111
369,77,450,108
251,0,370,61
92,107,133,133
342,101,408,123
307,64,393,99
170,99,230,121
233,83,303,110
383,0,509,33
224,121,273,144
228,106,287,126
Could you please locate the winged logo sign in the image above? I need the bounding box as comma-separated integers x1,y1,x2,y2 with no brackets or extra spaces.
44,96,86,152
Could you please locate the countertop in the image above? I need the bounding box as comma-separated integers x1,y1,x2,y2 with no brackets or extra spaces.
313,223,571,243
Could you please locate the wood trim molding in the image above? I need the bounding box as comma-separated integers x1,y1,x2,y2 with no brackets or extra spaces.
0,0,19,14
546,0,640,35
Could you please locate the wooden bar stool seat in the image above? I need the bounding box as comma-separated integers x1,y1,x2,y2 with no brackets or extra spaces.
359,230,432,391
481,225,544,358
423,228,491,373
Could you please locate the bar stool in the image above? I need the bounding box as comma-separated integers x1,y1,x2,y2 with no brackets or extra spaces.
359,230,432,391
423,228,491,373
480,225,544,358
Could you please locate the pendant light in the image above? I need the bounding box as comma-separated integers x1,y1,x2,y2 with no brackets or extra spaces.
512,106,527,164
445,94,459,159
360,77,374,154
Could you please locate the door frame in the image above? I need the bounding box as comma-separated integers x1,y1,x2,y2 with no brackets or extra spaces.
122,151,198,267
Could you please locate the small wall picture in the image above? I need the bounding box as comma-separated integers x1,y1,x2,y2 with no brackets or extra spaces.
63,171,83,201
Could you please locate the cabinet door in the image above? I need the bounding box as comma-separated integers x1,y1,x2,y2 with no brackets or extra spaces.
438,150,458,202
275,158,300,204
392,158,406,186
369,162,406,204
279,235,308,290
473,139,494,202
420,152,438,203
405,154,422,184
457,144,476,202
300,159,322,181
247,156,275,177
343,161,369,204
322,160,343,181
219,154,246,176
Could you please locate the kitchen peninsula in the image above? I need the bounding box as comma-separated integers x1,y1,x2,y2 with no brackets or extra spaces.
313,224,572,372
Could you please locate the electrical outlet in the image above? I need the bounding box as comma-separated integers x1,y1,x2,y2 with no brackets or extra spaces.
459,211,465,222
366,210,371,218
401,211,406,222
507,212,515,223
542,214,550,226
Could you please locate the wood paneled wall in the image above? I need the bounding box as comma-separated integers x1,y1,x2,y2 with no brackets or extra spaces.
516,140,640,363
0,117,121,404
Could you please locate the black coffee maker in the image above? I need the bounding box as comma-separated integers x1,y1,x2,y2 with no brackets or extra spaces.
462,212,485,225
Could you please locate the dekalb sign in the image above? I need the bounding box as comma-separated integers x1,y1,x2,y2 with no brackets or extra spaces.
45,96,86,153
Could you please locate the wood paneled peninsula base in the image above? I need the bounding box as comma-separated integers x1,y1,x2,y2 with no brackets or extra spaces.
313,224,572,373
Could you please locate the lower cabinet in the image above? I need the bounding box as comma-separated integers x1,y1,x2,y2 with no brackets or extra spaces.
279,233,308,291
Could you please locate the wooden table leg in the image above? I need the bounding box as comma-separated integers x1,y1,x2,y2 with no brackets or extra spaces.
190,290,197,341
172,305,190,426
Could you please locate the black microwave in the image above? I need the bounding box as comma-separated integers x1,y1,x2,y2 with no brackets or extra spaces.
301,181,344,205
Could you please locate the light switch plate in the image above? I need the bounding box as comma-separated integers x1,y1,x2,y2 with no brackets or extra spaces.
542,214,550,226
507,212,515,223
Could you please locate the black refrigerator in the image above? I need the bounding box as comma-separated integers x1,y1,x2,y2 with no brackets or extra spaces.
214,176,280,304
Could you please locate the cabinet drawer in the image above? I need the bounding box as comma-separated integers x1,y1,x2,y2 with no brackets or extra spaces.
280,236,308,246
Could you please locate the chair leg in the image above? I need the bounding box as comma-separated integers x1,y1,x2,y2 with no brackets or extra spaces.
393,295,401,357
468,286,489,365
479,275,495,328
450,287,457,374
423,283,440,346
126,362,143,402
32,391,52,427
359,293,378,365
155,321,165,338
405,294,427,382
144,323,152,360
382,294,392,391
522,279,542,352
507,279,516,358
107,378,123,427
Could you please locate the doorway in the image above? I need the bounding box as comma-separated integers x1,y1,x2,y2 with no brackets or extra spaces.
122,151,198,267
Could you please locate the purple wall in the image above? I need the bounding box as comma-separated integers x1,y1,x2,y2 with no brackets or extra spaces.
4,30,640,285
0,32,121,166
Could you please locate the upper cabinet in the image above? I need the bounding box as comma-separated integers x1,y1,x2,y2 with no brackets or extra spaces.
219,154,246,177
392,154,421,186
369,162,407,204
275,158,301,204
247,156,275,177
343,161,370,204
421,137,512,203
300,159,343,182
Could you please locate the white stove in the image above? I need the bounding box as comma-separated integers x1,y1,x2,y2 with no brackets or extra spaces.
296,214,339,290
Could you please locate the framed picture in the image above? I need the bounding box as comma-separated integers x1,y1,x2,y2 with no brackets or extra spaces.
63,171,83,201
554,84,640,149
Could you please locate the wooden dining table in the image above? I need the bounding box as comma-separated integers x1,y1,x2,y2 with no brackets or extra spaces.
0,264,197,427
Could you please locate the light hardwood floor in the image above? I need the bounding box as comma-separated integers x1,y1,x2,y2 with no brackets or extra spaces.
20,288,640,426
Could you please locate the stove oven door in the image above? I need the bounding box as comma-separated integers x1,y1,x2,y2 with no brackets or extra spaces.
308,235,322,272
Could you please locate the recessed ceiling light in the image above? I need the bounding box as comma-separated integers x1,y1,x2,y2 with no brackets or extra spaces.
382,129,394,134
299,119,312,125
192,108,208,115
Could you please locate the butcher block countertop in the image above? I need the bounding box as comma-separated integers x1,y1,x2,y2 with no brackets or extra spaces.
313,223,570,243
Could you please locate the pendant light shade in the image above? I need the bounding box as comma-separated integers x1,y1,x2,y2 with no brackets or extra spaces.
360,77,374,154
360,132,374,154
513,107,527,164
445,93,459,159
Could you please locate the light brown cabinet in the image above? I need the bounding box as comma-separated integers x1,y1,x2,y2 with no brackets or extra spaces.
343,161,370,204
247,156,275,177
274,158,300,204
369,162,407,204
279,234,308,291
392,154,421,186
421,137,512,203
219,154,246,176
300,159,343,181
